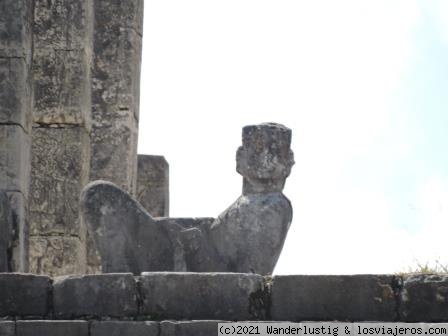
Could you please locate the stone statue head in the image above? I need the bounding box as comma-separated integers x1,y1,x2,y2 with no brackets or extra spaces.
236,123,294,194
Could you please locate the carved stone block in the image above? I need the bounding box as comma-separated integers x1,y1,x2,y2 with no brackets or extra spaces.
0,58,32,130
400,274,448,322
53,274,138,318
7,191,29,272
91,321,158,336
140,272,266,320
30,127,90,236
137,155,169,217
0,191,13,272
0,0,33,58
16,321,88,336
0,273,51,317
90,117,138,193
29,236,86,276
270,275,397,321
0,125,30,194
32,49,92,125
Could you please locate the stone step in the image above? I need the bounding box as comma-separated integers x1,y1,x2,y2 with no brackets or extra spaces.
0,273,446,322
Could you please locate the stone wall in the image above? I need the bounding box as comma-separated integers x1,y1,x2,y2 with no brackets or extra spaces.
0,273,447,325
0,273,448,335
0,0,34,272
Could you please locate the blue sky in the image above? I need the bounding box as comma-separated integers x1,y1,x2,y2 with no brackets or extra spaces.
138,1,448,274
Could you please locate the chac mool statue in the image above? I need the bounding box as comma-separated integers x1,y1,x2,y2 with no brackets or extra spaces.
81,122,294,275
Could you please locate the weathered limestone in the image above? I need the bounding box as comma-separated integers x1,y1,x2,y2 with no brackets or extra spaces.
89,0,144,193
29,128,90,275
53,274,138,318
0,0,33,273
137,155,169,216
140,273,266,320
30,0,93,276
91,321,159,336
82,123,294,274
270,275,397,321
0,0,33,130
29,128,90,237
32,0,93,125
0,273,51,317
16,321,88,336
2,274,448,323
81,181,179,274
400,274,448,322
0,192,13,271
6,192,29,272
0,322,15,336
86,0,143,275
0,126,31,194
29,236,86,276
0,58,32,129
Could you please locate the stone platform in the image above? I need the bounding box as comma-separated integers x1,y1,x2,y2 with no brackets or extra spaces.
0,272,447,336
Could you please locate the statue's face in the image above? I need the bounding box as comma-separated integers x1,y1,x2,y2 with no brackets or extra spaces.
236,145,294,181
236,123,295,193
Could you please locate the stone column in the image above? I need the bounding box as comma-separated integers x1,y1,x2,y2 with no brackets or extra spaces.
90,0,144,194
29,0,93,275
0,0,34,272
87,0,144,273
137,155,169,217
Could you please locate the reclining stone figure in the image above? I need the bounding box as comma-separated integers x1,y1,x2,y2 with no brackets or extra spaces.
81,123,294,275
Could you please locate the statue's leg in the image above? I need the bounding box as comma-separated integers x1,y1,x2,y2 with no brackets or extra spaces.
80,181,177,274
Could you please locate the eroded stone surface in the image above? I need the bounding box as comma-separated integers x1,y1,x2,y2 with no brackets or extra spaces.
16,321,88,336
0,321,14,336
90,117,138,194
32,0,93,125
29,127,90,236
29,236,86,276
0,0,33,58
53,273,137,318
29,127,90,275
30,0,93,277
400,274,448,322
0,125,31,194
0,58,32,130
137,155,169,217
238,123,294,194
89,0,143,195
32,49,92,125
0,0,33,134
91,321,159,336
82,123,294,275
0,191,13,272
140,272,266,320
0,273,51,317
7,191,29,272
81,181,177,274
270,275,397,321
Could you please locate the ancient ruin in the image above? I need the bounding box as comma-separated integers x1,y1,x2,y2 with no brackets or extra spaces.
0,0,149,276
81,123,294,275
1,0,448,335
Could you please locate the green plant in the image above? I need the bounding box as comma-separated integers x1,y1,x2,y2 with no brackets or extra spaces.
399,259,448,275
